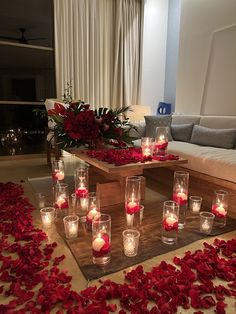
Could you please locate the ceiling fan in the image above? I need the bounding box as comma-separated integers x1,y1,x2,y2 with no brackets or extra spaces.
0,28,46,44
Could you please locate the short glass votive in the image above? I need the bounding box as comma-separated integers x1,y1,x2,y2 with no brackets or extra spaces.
35,192,46,209
40,207,56,228
52,159,65,184
155,127,169,156
141,137,154,157
189,196,202,214
92,214,111,265
123,229,140,257
63,215,79,239
54,183,69,218
211,190,228,227
86,192,101,224
161,201,179,245
200,212,215,234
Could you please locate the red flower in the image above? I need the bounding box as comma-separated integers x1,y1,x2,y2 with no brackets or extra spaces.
48,102,67,116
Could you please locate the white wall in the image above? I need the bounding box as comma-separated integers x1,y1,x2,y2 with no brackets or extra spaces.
175,0,236,115
140,0,168,114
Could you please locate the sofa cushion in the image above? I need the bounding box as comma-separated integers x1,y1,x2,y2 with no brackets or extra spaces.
190,125,236,149
172,115,201,125
199,116,236,129
129,121,146,139
171,123,194,142
144,115,172,140
168,141,236,183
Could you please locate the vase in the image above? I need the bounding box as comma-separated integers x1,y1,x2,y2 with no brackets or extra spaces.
89,138,106,150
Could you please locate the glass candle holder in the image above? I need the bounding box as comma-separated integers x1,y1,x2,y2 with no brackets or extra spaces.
71,192,88,217
189,196,202,214
92,214,111,265
40,207,56,228
155,127,169,156
141,137,154,157
52,160,65,185
211,190,228,227
74,166,89,197
200,212,215,234
86,192,101,224
162,201,179,245
63,215,79,239
123,229,140,257
125,176,141,228
172,171,189,229
54,183,69,218
35,192,46,209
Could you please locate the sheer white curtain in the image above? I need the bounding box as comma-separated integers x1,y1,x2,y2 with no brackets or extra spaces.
54,0,143,109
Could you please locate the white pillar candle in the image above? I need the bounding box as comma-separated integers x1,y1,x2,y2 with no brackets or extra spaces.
201,220,210,231
68,223,77,237
192,202,200,212
166,214,178,226
42,214,52,227
92,235,105,251
87,207,98,220
126,213,134,227
124,237,135,255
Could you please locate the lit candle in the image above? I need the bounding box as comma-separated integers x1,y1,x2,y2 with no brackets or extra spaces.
157,135,165,145
56,195,66,208
54,170,64,181
68,223,78,237
92,234,105,252
87,206,100,223
192,202,200,212
216,204,226,216
80,197,88,211
143,147,151,156
75,183,88,198
42,214,52,227
177,188,187,201
124,237,135,255
166,214,178,227
126,192,139,214
126,213,134,227
201,220,210,231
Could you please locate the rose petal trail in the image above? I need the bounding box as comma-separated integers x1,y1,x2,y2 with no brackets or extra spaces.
0,182,235,313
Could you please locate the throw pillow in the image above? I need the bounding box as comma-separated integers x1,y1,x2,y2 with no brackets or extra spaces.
171,123,194,142
190,125,236,149
144,115,172,141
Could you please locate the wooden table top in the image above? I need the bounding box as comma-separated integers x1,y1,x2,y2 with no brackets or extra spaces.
69,148,188,175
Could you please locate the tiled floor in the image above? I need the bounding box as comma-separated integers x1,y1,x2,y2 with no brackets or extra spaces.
0,155,50,203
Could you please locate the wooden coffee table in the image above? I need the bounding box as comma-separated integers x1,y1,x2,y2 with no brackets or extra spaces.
69,148,187,207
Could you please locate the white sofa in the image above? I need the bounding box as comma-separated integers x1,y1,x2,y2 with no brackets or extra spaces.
133,115,236,186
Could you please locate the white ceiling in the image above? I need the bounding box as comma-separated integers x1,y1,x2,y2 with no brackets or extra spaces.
0,0,53,68
0,0,53,47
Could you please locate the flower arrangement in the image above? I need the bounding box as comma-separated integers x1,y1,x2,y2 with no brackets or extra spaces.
48,100,136,149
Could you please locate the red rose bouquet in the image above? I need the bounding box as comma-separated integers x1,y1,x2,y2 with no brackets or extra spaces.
48,100,136,149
